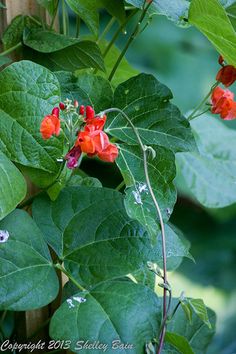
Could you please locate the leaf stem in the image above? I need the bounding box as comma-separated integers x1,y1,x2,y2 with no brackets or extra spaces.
0,42,22,57
115,180,125,191
98,17,116,44
54,263,86,291
102,9,139,59
187,82,218,121
108,1,152,81
100,107,169,353
49,0,59,30
61,0,69,35
75,15,80,38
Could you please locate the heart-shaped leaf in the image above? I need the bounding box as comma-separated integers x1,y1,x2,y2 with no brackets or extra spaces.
0,209,59,310
0,152,26,220
106,74,196,153
0,60,63,177
32,186,158,286
50,280,161,353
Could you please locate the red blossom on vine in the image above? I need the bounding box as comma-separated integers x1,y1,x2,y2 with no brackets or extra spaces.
216,65,236,87
40,107,60,139
211,86,236,120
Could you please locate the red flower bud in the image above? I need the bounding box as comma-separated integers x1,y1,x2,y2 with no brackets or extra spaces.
59,102,66,110
51,107,60,117
74,100,79,108
216,65,236,87
86,106,95,120
211,86,236,120
218,55,224,66
79,105,85,115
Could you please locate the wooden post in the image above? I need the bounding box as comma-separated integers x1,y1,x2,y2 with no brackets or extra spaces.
0,1,58,351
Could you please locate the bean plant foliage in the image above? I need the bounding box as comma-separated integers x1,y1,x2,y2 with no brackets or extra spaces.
0,0,235,353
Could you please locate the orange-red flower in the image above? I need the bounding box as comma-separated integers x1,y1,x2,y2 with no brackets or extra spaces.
211,87,236,120
97,143,119,162
76,130,109,154
40,113,60,139
216,65,236,87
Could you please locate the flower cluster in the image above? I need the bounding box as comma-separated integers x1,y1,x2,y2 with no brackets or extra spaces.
40,101,118,169
211,56,236,120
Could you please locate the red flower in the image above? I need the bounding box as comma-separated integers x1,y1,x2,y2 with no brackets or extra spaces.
40,113,60,139
85,115,107,131
86,106,95,120
97,143,119,163
211,87,236,120
216,65,236,87
65,145,82,169
76,130,109,154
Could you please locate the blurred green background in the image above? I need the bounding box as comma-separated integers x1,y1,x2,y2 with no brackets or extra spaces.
75,10,236,354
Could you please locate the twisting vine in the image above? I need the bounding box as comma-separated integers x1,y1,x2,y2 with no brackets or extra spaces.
99,107,169,353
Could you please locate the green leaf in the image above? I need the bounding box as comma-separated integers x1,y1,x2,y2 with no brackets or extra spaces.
189,0,236,67
23,29,79,53
99,41,140,86
32,186,158,286
24,40,105,72
167,301,216,354
50,280,161,353
126,0,190,26
55,71,113,112
0,152,26,220
116,144,176,239
2,15,41,50
226,2,236,30
176,115,236,208
36,0,58,16
0,60,63,177
65,0,126,36
106,74,196,153
188,298,212,329
0,209,59,310
165,332,194,354
181,301,193,324
0,56,11,67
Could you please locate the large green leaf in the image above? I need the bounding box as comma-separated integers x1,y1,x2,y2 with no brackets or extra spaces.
0,152,26,220
50,280,161,354
189,0,236,67
24,40,105,72
176,115,236,208
126,0,190,26
32,186,158,286
106,74,196,153
0,60,63,176
0,209,59,310
116,144,176,239
167,301,216,354
65,0,126,36
226,2,236,30
55,71,113,112
0,56,11,68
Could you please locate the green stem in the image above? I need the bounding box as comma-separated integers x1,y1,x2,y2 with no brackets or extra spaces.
27,15,42,26
187,82,218,121
191,108,210,120
49,0,59,30
62,0,69,35
103,9,138,59
98,17,116,44
0,310,7,327
55,263,86,291
115,180,125,191
100,107,169,354
108,2,152,81
0,42,22,57
75,15,80,38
